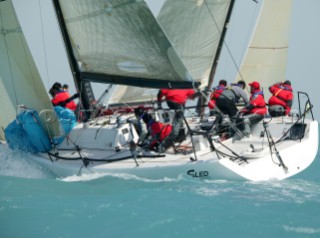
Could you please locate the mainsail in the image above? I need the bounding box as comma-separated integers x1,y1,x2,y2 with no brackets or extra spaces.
0,0,61,140
53,0,195,89
105,0,233,106
234,0,293,99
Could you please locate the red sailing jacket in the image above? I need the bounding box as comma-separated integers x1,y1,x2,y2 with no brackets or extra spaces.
208,85,225,109
51,91,77,111
158,89,195,105
147,120,172,149
268,83,293,115
243,90,267,115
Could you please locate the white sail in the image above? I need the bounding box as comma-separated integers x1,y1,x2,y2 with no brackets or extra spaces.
157,0,232,86
105,85,158,106
106,0,232,106
234,0,293,99
0,0,61,140
56,0,195,88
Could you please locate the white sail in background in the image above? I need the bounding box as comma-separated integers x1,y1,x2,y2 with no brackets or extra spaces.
0,0,61,140
106,0,232,106
234,0,293,99
105,85,158,106
157,0,232,87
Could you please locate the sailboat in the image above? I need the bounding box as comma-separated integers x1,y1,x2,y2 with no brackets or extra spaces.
0,0,318,181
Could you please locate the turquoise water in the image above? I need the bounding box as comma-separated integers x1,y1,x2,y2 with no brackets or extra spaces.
0,145,319,238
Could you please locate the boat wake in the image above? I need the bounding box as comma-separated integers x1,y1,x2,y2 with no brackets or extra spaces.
1,141,319,205
57,171,320,204
0,144,54,179
60,172,186,183
190,178,320,204
283,225,320,235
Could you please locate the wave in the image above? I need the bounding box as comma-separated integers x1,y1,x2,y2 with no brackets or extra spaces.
0,144,53,179
57,171,320,204
187,178,320,204
283,225,320,235
1,141,320,204
60,172,185,183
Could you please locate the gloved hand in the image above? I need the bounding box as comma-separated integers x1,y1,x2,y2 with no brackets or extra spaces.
137,140,143,146
137,140,149,149
238,108,247,116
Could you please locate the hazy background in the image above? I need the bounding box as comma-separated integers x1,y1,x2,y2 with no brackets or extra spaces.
12,0,320,119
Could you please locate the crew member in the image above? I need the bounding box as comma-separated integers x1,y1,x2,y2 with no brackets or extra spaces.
157,88,197,150
142,113,172,151
208,79,227,110
215,80,249,119
268,80,293,117
238,81,267,137
50,82,77,111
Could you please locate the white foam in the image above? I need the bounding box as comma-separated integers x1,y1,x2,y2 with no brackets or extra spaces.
59,171,183,183
283,225,320,234
0,144,51,179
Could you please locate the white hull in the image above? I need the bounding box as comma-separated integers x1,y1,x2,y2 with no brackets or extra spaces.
218,120,318,180
9,115,317,181
31,152,244,180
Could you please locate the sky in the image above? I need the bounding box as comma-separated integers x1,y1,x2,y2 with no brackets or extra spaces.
12,0,320,120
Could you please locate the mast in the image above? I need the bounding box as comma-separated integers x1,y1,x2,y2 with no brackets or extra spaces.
207,0,236,90
197,0,235,115
51,0,94,119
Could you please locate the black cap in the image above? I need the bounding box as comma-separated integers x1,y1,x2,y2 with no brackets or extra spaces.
283,80,291,86
52,82,62,90
237,80,246,89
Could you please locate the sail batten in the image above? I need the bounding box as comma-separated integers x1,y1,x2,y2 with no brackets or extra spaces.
249,46,288,49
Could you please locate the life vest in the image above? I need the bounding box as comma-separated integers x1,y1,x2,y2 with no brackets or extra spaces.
158,89,195,105
51,90,77,111
247,91,267,115
268,83,293,115
269,83,293,102
208,85,225,109
147,119,172,149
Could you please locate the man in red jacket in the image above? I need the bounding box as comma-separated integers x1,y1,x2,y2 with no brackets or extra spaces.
208,79,227,110
236,81,267,138
241,81,267,116
268,80,293,117
157,88,197,151
50,82,77,111
142,113,172,151
157,88,196,110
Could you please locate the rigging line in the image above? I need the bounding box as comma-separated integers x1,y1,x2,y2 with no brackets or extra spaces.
203,0,245,83
215,140,245,161
205,0,260,85
0,3,19,108
76,81,84,121
12,4,43,109
38,0,51,88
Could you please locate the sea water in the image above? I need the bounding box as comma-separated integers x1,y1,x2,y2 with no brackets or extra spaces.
0,143,319,238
